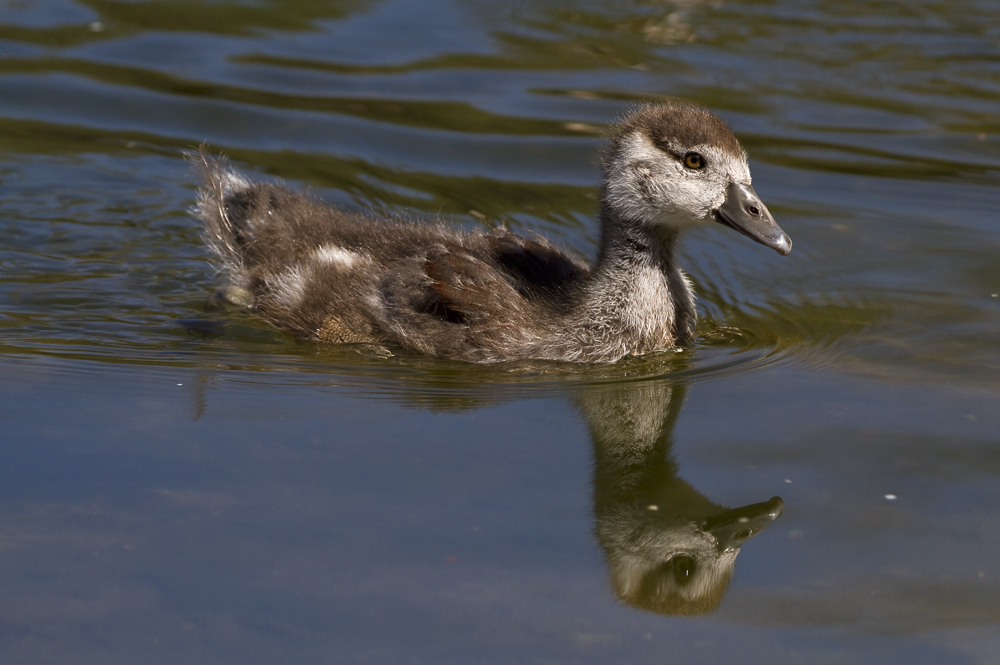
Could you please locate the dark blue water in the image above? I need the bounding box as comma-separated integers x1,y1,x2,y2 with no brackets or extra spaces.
1,0,999,662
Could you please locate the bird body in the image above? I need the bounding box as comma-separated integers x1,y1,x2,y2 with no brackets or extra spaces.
195,103,790,363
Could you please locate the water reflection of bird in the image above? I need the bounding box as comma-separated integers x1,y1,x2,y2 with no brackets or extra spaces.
195,102,790,363
579,381,783,615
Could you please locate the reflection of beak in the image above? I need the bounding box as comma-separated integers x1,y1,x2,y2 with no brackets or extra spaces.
714,182,792,255
701,496,784,553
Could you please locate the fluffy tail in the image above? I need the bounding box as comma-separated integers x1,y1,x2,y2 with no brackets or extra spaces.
191,147,253,280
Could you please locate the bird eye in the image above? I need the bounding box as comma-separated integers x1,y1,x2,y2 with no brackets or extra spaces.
669,555,697,585
683,152,705,170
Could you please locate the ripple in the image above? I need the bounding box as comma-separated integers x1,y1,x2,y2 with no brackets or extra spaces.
0,287,881,412
1,0,995,407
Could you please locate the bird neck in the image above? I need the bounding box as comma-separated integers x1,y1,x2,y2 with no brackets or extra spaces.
596,213,676,274
579,203,696,353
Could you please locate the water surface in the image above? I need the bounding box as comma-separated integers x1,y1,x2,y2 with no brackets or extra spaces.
1,0,999,662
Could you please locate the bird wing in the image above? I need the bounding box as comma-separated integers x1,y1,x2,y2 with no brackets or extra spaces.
423,242,523,324
485,232,589,298
376,234,587,359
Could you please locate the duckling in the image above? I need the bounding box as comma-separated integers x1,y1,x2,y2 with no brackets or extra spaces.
195,102,790,363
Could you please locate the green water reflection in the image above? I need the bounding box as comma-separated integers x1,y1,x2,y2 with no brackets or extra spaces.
1,0,999,662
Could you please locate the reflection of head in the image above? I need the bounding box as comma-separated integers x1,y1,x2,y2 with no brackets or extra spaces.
579,379,782,616
600,508,736,615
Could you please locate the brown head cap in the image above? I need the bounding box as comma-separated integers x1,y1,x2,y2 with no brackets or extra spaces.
605,102,745,166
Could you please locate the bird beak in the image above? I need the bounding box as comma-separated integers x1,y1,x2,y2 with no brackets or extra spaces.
701,496,785,553
714,182,792,255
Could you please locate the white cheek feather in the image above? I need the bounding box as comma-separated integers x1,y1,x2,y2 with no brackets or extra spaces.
604,133,677,225
313,244,362,268
663,179,714,228
711,147,752,184
691,145,752,214
606,134,754,229
617,131,664,165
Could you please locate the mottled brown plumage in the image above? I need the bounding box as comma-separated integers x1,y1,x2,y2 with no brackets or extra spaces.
195,102,790,363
